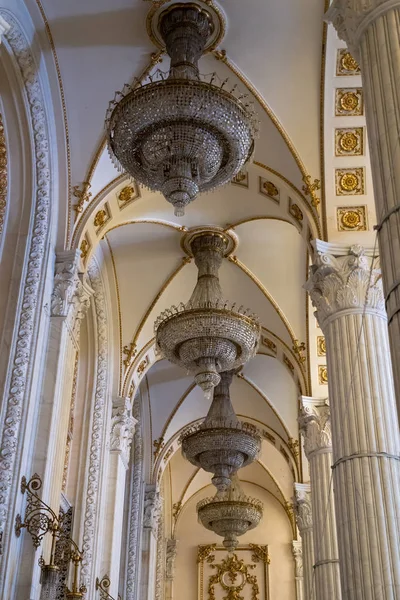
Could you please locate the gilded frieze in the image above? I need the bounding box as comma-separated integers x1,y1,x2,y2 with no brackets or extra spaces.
336,49,360,76
259,177,279,203
335,88,363,116
335,127,363,156
318,365,328,385
232,169,249,188
337,206,367,231
317,336,326,357
335,168,364,195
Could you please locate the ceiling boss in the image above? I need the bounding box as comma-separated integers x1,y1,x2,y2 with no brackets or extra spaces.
105,1,258,216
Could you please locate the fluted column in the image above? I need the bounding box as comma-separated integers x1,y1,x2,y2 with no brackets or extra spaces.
299,397,341,600
306,241,400,599
293,483,315,600
327,0,400,425
292,540,304,600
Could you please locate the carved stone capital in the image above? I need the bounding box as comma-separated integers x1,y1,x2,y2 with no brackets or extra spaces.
51,251,93,339
0,16,10,43
325,0,400,55
293,483,313,533
165,538,178,580
292,540,303,578
305,241,384,330
299,396,332,458
110,397,137,469
143,484,162,531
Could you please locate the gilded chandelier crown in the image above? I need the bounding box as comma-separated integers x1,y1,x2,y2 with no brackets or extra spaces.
105,2,258,216
154,231,260,398
180,370,261,491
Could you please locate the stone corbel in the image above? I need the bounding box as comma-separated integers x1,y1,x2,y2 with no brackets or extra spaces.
110,396,137,469
0,16,10,44
143,484,162,532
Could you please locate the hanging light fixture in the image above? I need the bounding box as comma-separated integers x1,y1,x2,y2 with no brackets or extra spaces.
154,230,260,398
197,475,263,552
105,2,258,216
180,370,261,491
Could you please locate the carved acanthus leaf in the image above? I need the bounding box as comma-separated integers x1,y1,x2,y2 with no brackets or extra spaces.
143,485,162,531
293,484,313,533
110,397,137,469
305,244,384,329
299,399,332,457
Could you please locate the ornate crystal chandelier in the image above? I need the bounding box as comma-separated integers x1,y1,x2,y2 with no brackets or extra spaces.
180,370,261,491
105,3,257,216
197,475,263,552
154,231,260,397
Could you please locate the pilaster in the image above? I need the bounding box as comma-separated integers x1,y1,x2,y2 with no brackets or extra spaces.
293,483,315,600
141,484,162,600
165,539,178,600
299,397,341,600
306,241,400,599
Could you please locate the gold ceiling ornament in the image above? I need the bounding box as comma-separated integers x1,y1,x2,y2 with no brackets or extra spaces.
79,237,90,261
197,475,263,552
335,168,364,195
155,231,260,399
73,181,92,215
249,543,270,565
335,127,363,156
337,206,367,231
292,340,306,364
94,203,112,231
181,370,261,492
197,543,217,564
262,429,276,444
318,365,328,385
137,355,149,377
123,341,137,369
153,437,165,459
317,336,326,357
289,200,304,225
283,354,295,373
259,177,279,201
262,336,277,354
231,169,249,188
335,88,363,116
117,184,139,209
336,49,360,76
302,175,320,208
208,553,259,600
0,113,7,236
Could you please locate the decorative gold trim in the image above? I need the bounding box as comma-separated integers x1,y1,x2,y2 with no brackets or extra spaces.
335,127,363,156
335,88,363,116
0,113,7,236
302,175,321,208
289,198,304,228
117,183,140,209
36,0,72,245
231,169,249,188
259,177,280,202
335,168,364,196
104,235,123,393
79,234,91,264
336,49,360,76
318,365,328,385
94,202,112,234
337,205,367,231
317,336,326,357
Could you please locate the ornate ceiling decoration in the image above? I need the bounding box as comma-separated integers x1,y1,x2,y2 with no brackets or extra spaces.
180,370,261,491
154,230,260,398
105,2,257,216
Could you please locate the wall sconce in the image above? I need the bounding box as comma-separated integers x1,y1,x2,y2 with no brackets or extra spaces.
96,575,118,599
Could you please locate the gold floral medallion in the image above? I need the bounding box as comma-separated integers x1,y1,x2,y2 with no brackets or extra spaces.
337,49,360,75
263,181,279,197
335,89,363,116
318,365,328,385
337,206,367,231
94,208,108,228
335,168,364,195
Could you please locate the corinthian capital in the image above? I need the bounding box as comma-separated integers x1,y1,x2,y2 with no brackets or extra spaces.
305,241,384,330
325,0,400,54
293,483,313,533
299,396,332,458
110,397,137,468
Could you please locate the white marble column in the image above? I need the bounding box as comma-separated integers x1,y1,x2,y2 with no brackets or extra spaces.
327,0,400,425
299,397,341,600
140,484,161,600
306,242,400,600
165,539,178,600
292,540,304,600
101,397,136,598
293,483,315,600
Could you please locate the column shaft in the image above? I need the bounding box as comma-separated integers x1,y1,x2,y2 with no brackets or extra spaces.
293,483,315,600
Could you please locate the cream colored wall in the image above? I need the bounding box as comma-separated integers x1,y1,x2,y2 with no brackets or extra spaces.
174,482,295,600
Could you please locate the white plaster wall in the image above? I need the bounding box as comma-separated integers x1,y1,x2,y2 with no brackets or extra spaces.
174,482,295,600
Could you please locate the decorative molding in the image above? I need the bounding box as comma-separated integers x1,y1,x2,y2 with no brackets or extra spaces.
335,127,363,156
335,88,363,116
165,539,178,580
62,352,79,493
317,336,326,356
293,483,313,533
0,113,7,236
0,11,51,559
336,48,361,75
299,397,332,458
155,510,165,600
335,167,364,195
337,206,367,231
305,242,385,328
259,176,280,202
292,540,303,578
231,169,249,188
126,399,143,600
110,397,137,469
318,365,328,385
143,484,161,531
117,184,140,209
81,259,109,586
326,0,400,56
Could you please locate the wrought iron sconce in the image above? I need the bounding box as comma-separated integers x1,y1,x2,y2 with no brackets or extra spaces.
96,575,117,599
15,474,86,598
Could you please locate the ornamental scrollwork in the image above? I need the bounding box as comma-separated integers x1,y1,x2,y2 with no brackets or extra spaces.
208,553,259,600
110,397,136,469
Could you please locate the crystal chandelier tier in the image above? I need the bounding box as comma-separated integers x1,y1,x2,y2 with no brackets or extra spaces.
197,475,263,552
154,231,260,397
180,370,261,491
105,3,258,216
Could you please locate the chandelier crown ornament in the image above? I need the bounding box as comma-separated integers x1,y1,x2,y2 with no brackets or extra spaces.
197,475,263,552
155,231,260,398
105,2,258,216
180,370,261,491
